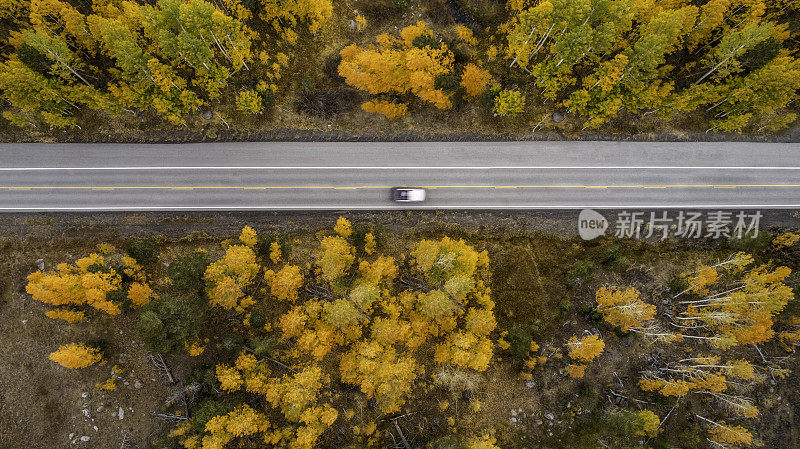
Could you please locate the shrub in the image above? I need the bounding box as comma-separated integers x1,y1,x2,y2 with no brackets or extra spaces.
351,224,386,252
394,0,409,13
729,230,773,253
250,336,277,358
493,89,525,117
255,233,291,261
137,295,201,354
235,90,263,114
169,251,211,295
221,335,241,353
126,238,159,265
191,398,233,432
668,276,689,294
597,245,629,271
567,260,595,285
505,325,537,358
249,312,267,330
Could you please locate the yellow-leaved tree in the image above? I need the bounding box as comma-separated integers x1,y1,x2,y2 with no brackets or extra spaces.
265,264,304,302
565,334,605,378
27,253,122,316
595,286,655,331
204,241,260,311
49,343,102,369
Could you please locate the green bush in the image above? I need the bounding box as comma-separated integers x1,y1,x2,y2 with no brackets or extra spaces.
249,313,267,330
126,238,159,265
351,223,387,253
221,335,241,353
555,409,649,449
137,295,202,354
577,301,603,322
412,33,439,49
434,73,461,92
86,262,112,274
187,365,217,389
254,233,291,261
567,260,595,285
250,336,277,358
191,398,233,432
729,230,772,253
169,251,210,295
505,325,539,358
597,245,630,271
668,277,689,295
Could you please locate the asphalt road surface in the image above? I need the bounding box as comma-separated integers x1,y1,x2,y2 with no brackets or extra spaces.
0,141,798,210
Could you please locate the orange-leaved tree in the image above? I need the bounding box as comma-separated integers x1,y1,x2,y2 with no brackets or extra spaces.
27,253,122,317
49,343,102,369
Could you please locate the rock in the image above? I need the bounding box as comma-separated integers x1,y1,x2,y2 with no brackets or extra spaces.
510,409,518,417
118,407,125,420
348,19,357,30
535,419,543,425
69,433,74,440
566,401,571,409
80,436,89,442
525,379,535,388
93,426,98,432
134,380,143,389
510,417,517,423
202,111,213,120
21,320,27,324
96,406,104,413
36,259,45,270
552,112,564,123
545,413,554,421
81,392,89,398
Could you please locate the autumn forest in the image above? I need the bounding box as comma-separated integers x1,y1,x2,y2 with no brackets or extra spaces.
0,0,799,139
2,213,799,449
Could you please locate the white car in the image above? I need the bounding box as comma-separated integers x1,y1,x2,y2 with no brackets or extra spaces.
392,187,426,202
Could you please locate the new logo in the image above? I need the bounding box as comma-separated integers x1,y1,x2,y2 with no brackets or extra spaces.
578,209,608,240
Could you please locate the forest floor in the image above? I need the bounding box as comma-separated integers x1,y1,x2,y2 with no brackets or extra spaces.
0,210,799,448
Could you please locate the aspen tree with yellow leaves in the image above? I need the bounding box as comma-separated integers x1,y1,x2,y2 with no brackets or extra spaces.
27,253,122,316
564,334,604,378
49,343,102,369
265,264,304,302
204,240,259,310
671,254,793,348
595,285,656,331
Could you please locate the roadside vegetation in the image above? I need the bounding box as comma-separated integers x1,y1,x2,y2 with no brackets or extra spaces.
3,214,800,448
0,0,798,140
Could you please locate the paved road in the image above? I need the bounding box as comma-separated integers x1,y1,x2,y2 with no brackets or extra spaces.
0,141,798,210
